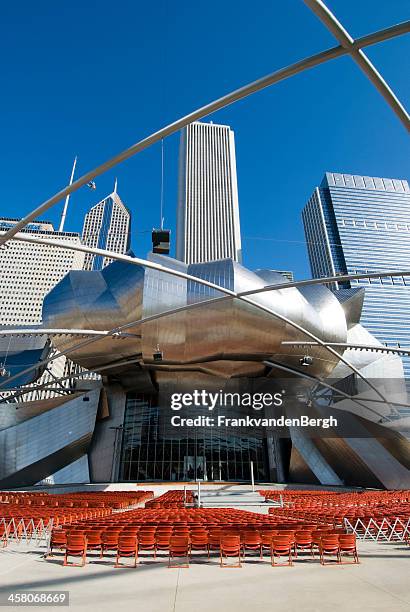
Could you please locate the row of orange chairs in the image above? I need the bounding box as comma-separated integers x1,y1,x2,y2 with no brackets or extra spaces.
261,489,410,500
0,491,155,534
0,490,153,509
262,489,410,532
268,507,410,531
49,530,359,568
0,507,112,528
261,489,410,510
145,490,194,509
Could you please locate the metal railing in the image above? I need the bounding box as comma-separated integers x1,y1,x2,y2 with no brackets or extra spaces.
344,517,410,542
0,517,54,548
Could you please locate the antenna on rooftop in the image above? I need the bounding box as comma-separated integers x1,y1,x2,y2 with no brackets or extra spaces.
58,156,77,232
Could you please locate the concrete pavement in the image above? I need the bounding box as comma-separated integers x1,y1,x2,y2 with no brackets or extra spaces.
0,539,409,612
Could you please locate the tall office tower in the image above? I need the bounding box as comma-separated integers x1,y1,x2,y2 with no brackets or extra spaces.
0,218,85,325
0,218,87,402
302,172,410,378
82,184,131,271
176,121,242,264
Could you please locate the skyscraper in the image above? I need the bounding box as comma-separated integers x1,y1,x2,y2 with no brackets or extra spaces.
0,217,86,401
302,171,410,377
176,121,242,264
82,183,131,270
0,218,85,325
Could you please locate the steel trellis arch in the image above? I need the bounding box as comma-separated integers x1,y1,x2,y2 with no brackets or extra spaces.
263,359,390,422
0,7,408,409
11,231,410,296
0,234,399,414
6,349,410,413
0,19,408,249
304,0,410,130
282,342,410,357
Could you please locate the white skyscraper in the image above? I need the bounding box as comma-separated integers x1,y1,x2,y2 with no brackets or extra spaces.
176,121,242,264
0,218,86,401
0,218,85,326
82,184,131,271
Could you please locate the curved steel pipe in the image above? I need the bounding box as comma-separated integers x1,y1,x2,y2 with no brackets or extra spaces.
11,232,410,293
303,0,410,131
9,234,235,298
263,359,391,422
5,347,410,415
0,237,395,412
0,328,111,337
282,341,410,357
0,21,408,248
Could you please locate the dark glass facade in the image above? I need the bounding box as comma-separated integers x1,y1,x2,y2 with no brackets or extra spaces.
119,393,269,482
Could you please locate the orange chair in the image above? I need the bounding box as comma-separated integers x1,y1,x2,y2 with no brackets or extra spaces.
190,533,209,559
208,530,222,552
49,529,67,556
279,530,296,555
220,536,242,568
139,527,157,534
156,527,172,535
294,531,314,558
101,532,119,557
115,535,138,568
319,535,341,565
271,536,293,567
300,524,317,531
311,530,324,554
155,532,172,554
242,532,263,559
168,536,190,568
261,530,277,555
339,535,359,564
173,529,189,537
63,534,87,567
121,529,139,538
138,533,157,558
84,531,103,556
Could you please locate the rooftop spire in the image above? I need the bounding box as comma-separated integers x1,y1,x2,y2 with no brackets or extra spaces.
58,156,77,232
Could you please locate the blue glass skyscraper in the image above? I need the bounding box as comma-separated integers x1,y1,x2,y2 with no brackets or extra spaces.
302,172,410,378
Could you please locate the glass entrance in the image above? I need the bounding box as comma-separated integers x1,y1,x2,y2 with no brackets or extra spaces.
119,393,268,482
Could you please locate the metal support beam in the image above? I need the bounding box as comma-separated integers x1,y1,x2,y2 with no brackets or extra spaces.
263,360,393,422
0,20,408,248
0,328,111,337
282,341,410,357
11,231,410,293
303,0,410,131
0,236,395,412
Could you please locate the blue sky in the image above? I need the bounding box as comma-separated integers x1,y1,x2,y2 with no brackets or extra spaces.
1,0,409,279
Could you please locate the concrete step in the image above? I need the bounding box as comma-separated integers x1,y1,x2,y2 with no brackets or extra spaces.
198,489,269,507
